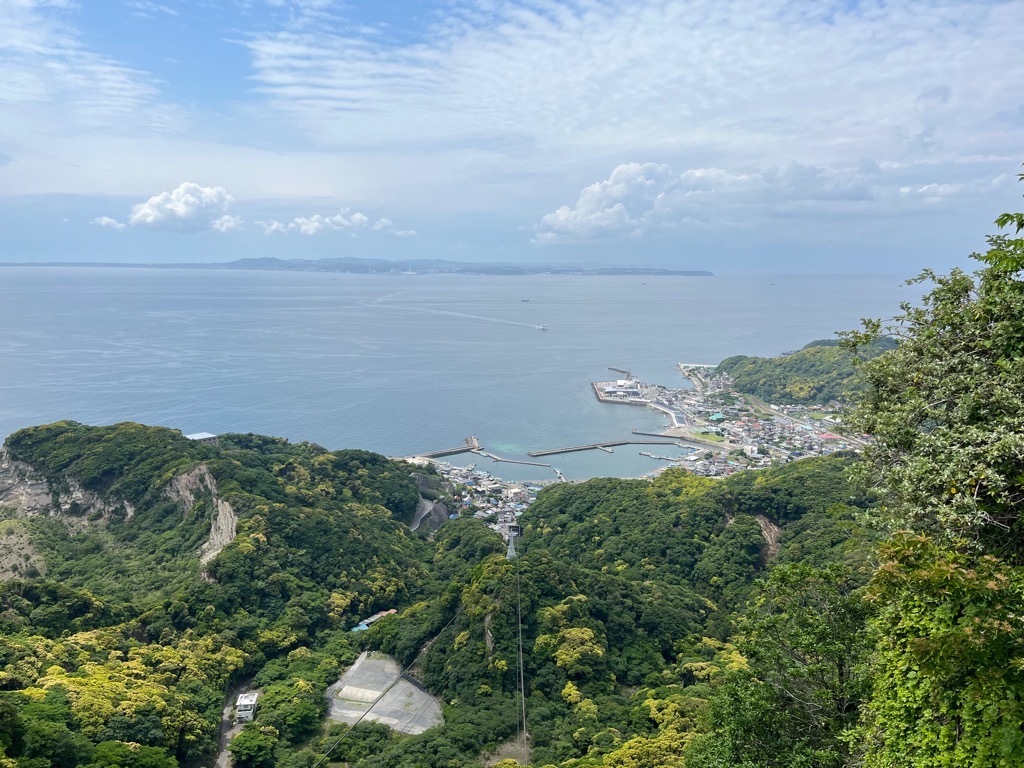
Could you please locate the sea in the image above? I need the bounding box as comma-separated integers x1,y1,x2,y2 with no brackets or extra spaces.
0,268,915,482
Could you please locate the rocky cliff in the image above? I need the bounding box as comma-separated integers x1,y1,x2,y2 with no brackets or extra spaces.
165,464,238,566
0,448,237,577
0,446,135,526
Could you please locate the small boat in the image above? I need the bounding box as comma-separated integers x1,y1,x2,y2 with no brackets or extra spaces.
537,324,548,331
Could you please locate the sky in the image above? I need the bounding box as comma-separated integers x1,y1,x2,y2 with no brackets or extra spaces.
0,0,1022,273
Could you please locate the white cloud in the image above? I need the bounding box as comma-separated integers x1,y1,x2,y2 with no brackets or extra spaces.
242,0,1024,171
534,161,970,243
211,214,243,232
92,215,126,231
0,0,1021,268
127,182,239,233
0,0,181,134
257,209,412,236
125,1,178,18
537,163,673,241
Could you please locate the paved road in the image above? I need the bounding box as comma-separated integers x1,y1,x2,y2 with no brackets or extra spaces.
215,681,256,768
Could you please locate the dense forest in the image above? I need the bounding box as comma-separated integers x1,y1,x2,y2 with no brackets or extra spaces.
716,337,896,405
1,187,1023,767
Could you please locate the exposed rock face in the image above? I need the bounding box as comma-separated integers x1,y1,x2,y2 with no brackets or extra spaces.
755,513,783,561
0,447,59,516
0,450,237,574
411,499,451,532
165,465,237,566
0,447,135,527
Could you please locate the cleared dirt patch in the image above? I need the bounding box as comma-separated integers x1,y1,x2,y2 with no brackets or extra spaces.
326,651,443,735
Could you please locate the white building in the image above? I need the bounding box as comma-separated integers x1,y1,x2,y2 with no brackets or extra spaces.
235,692,258,723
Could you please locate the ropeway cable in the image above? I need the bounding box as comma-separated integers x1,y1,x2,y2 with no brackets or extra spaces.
514,545,529,766
312,601,466,768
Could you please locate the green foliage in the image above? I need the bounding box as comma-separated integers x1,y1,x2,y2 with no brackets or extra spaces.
846,190,1024,768
0,411,879,768
6,421,210,504
229,724,280,768
248,638,354,745
0,422,434,767
717,336,895,405
316,721,396,763
847,209,1024,554
687,564,872,768
83,741,178,768
857,535,1024,766
522,458,869,611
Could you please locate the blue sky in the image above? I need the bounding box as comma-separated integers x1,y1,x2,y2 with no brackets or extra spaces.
1,0,1022,272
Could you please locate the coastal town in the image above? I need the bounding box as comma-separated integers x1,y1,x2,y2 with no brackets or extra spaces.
593,363,864,474
410,362,863,542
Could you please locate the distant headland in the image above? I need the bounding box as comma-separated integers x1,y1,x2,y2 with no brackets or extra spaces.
0,255,712,277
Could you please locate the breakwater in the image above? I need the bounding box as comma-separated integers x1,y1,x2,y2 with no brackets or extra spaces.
528,439,680,457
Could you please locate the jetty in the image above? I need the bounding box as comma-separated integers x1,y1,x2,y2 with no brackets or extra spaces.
631,428,728,452
648,402,683,428
528,439,679,457
678,363,715,391
416,436,481,459
471,449,551,468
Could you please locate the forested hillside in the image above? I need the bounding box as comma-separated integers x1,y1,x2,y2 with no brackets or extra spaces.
0,420,874,768
0,422,433,767
1,189,1023,767
717,337,896,405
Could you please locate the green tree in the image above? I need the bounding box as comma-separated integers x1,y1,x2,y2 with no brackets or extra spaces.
686,563,871,768
84,741,178,768
228,725,280,768
846,179,1024,767
847,178,1024,555
856,535,1024,767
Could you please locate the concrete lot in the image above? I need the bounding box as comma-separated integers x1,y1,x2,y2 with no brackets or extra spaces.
326,651,443,735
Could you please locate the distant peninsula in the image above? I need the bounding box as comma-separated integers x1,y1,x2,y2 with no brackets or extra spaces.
1,255,712,277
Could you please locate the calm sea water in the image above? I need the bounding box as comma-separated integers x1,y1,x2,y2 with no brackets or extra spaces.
0,268,913,481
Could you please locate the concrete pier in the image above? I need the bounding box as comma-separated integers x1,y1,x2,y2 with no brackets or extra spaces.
528,439,680,457
631,429,727,452
415,436,481,459
471,449,551,467
592,381,649,405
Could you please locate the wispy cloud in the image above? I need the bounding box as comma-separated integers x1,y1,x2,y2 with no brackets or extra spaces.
241,0,1024,170
0,0,180,133
0,1,1021,268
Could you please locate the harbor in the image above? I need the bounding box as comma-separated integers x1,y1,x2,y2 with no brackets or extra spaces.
404,357,861,484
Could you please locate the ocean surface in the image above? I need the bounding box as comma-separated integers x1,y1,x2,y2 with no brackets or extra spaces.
0,268,915,481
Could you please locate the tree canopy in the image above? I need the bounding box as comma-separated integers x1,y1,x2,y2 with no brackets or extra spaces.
717,337,896,405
